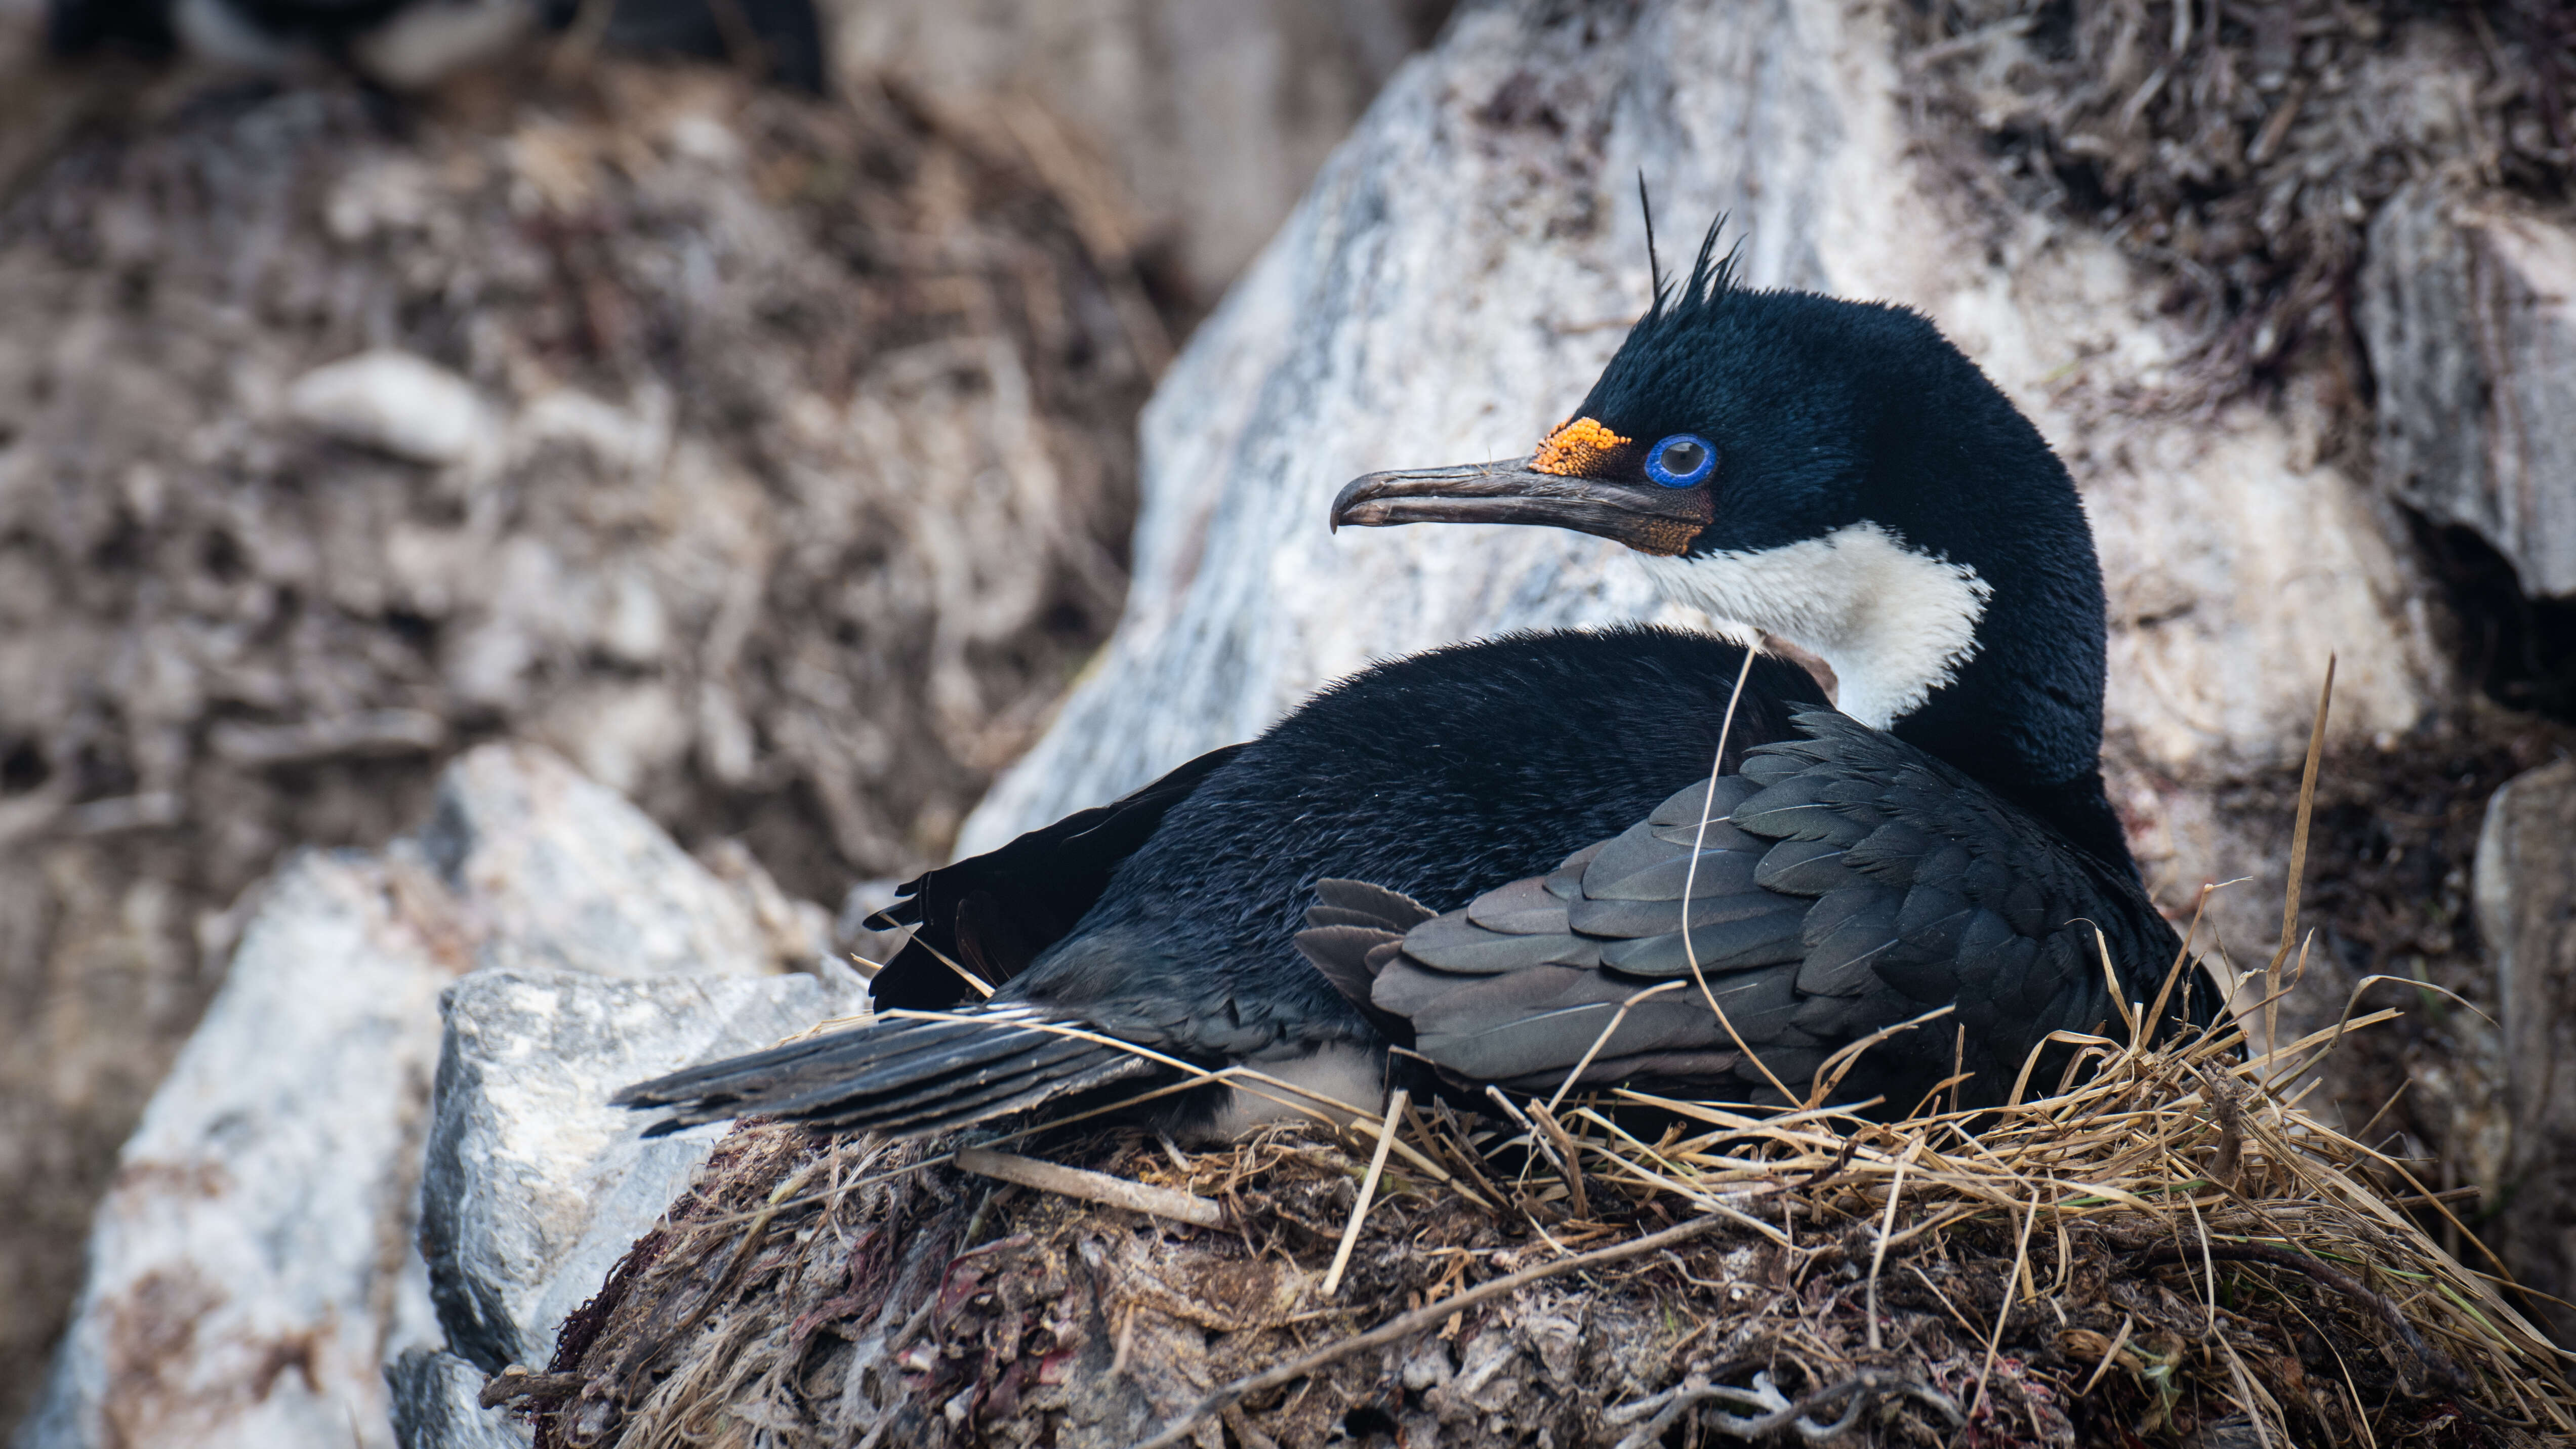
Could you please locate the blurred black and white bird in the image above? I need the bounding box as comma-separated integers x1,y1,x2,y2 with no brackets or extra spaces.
616,227,2226,1142
47,0,823,93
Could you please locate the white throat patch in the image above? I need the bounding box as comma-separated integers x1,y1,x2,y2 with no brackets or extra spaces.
1637,522,1991,729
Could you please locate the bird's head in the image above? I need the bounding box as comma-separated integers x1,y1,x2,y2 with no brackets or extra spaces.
1332,229,2107,793
1333,239,1870,564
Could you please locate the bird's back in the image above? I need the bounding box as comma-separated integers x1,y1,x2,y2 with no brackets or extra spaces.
1005,627,1830,1057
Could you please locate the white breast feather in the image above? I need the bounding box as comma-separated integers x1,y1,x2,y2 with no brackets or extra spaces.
1201,1044,1383,1140
1637,522,1990,729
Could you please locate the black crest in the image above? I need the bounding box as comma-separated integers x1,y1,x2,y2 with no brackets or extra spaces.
1642,213,1743,327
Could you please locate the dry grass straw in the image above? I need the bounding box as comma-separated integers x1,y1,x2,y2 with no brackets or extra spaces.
1582,1009,2569,1435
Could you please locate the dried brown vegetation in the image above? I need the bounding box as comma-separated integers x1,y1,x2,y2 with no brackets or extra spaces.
2200,711,2576,1297
1900,0,2574,400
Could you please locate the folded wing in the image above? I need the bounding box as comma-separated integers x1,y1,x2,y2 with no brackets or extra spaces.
1299,711,2216,1112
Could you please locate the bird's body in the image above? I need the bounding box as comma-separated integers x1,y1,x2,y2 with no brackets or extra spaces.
953,630,1829,1128
618,233,2226,1141
630,630,1828,1137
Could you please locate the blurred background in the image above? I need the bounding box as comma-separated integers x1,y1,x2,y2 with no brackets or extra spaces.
0,0,2571,1439
0,0,1452,1424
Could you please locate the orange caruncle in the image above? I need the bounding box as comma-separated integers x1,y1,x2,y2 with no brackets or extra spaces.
1528,416,1630,476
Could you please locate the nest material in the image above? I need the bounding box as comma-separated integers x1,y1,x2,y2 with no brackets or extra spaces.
498,998,2575,1449
1899,0,2574,399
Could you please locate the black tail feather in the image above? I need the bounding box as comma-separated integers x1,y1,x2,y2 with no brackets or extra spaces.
847,1052,1154,1137
615,1017,1003,1110
618,1010,1154,1139
757,1032,1102,1123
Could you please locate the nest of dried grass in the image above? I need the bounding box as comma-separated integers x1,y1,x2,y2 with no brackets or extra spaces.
489,980,2575,1448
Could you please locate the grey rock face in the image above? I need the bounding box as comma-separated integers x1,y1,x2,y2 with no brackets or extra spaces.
17,746,815,1449
13,849,462,1449
962,0,2447,862
419,969,866,1376
386,1349,530,1449
2476,758,2576,1343
2362,180,2576,598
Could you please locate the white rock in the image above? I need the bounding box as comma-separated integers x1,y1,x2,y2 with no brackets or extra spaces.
386,1349,528,1449
415,969,868,1377
13,851,460,1449
16,745,803,1449
960,0,2449,857
827,0,1430,299
286,351,490,468
417,745,788,979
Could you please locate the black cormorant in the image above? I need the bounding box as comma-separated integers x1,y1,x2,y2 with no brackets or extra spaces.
616,233,2223,1138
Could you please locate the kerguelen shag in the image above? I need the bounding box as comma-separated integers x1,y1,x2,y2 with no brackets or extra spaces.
616,226,2226,1140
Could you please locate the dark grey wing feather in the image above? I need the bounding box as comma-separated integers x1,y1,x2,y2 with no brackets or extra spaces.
1542,840,1608,897
1368,710,2215,1111
1564,888,1784,937
1399,908,1603,972
1309,879,1436,931
1591,908,1809,975
1292,922,1415,1042
1467,876,1571,931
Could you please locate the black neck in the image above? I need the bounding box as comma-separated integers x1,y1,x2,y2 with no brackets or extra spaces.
1886,540,2127,873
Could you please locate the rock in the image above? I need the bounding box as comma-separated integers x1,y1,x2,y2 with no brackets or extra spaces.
2362,181,2576,598
385,1349,528,1449
11,851,462,1449
16,744,808,1449
286,351,492,468
418,747,811,980
347,0,540,92
2474,757,2576,1342
960,0,2450,860
418,968,867,1378
829,0,1448,300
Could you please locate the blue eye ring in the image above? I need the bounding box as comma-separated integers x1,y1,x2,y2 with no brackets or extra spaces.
1643,433,1716,488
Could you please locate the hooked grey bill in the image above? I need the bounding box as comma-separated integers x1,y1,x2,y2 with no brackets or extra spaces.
1330,458,1711,557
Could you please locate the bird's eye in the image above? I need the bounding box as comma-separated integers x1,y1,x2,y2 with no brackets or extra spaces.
1644,433,1715,488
